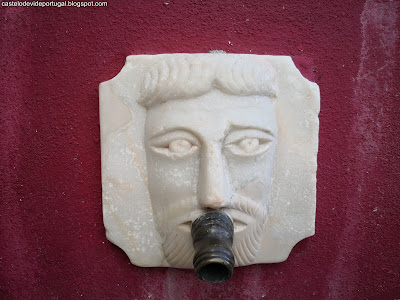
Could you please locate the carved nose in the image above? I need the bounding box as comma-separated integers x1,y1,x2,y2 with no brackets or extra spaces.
198,143,232,209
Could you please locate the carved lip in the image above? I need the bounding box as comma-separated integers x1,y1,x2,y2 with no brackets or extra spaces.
177,209,253,233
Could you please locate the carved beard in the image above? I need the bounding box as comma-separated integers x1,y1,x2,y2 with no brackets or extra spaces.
162,225,194,268
230,193,268,266
161,185,268,268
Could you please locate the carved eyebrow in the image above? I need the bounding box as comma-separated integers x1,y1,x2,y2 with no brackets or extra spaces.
224,127,274,145
228,125,274,136
148,126,201,139
148,129,201,147
229,124,274,135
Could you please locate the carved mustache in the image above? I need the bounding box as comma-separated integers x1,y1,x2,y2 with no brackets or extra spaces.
178,180,269,231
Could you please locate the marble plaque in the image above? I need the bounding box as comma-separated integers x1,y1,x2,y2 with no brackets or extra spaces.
100,54,320,268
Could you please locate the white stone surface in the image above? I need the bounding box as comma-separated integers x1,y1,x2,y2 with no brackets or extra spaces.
100,54,320,268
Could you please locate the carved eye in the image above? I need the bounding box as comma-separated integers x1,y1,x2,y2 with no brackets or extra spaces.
224,129,274,157
169,139,193,153
238,138,260,153
149,130,200,158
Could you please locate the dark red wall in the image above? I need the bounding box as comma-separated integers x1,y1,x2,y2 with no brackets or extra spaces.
1,1,399,299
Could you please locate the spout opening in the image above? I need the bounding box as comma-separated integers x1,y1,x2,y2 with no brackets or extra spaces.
196,262,232,283
191,211,235,283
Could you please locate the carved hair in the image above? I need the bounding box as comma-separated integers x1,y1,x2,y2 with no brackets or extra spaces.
138,55,278,108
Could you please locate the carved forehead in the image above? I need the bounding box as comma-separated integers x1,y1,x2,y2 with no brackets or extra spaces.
145,91,278,140
138,54,278,109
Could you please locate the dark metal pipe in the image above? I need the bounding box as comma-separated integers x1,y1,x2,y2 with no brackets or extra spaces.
191,211,235,283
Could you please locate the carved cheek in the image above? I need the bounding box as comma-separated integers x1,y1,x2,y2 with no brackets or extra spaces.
146,148,201,227
223,150,275,195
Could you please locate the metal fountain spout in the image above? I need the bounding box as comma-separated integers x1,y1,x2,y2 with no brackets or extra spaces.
191,211,235,283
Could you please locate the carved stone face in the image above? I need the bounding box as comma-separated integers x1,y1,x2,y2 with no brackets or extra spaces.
100,54,319,269
145,89,277,267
